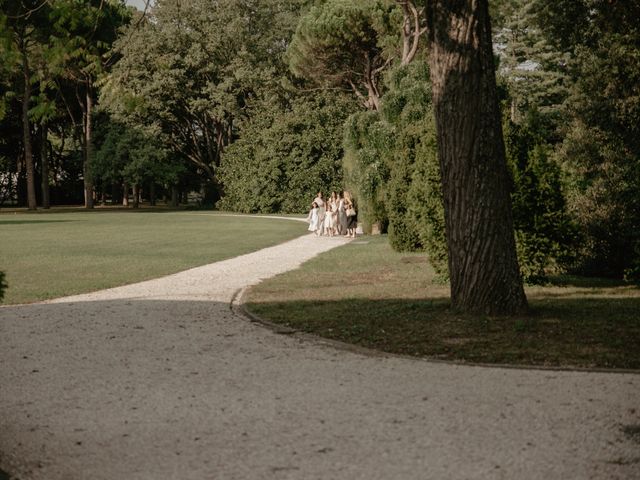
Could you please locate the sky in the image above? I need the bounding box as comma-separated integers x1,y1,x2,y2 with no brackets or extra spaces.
125,0,153,10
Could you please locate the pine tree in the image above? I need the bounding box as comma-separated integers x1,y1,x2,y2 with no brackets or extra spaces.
496,0,569,122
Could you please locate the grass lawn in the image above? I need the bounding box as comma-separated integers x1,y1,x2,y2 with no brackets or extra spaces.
247,235,640,369
0,210,306,304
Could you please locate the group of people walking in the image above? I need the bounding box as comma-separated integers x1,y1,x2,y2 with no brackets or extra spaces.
307,191,358,238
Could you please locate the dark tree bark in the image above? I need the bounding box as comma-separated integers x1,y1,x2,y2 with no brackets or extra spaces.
132,184,140,209
149,182,156,206
20,46,37,210
40,125,50,209
425,0,528,315
83,82,94,209
171,186,179,207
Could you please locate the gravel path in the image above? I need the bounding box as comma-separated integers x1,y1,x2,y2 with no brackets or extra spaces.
1,232,639,480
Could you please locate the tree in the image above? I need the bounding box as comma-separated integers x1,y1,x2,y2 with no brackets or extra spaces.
48,0,131,209
495,0,569,123
535,0,640,279
382,61,446,273
2,0,51,210
219,88,356,213
103,0,283,197
92,117,182,207
424,0,528,315
288,0,395,111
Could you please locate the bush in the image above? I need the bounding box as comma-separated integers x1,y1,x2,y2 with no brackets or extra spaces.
218,91,356,214
504,112,575,283
342,110,391,230
558,125,640,278
343,61,447,274
381,62,447,274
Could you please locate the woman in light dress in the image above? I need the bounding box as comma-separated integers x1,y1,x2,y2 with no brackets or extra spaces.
313,191,326,233
323,192,337,236
309,189,356,238
307,201,321,235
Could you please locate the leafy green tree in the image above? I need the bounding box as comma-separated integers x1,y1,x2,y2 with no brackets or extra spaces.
219,89,357,213
288,0,395,111
48,0,131,208
342,109,391,228
103,0,304,197
382,61,446,273
504,110,574,283
1,0,52,210
495,0,569,123
535,1,640,279
93,117,183,207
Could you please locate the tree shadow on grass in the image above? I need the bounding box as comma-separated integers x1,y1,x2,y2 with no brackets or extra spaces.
247,295,640,369
0,219,81,225
547,274,636,289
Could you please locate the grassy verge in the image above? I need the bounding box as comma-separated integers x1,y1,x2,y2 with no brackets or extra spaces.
0,210,305,304
247,235,640,369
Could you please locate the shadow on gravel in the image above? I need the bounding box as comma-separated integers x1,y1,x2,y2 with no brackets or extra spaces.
1,298,639,480
0,298,238,480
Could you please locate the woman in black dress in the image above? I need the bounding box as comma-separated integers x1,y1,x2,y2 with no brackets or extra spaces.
344,191,357,238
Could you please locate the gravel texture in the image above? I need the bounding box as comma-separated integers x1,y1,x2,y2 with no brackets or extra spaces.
1,231,639,480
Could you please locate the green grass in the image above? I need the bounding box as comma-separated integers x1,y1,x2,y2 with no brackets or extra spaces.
0,210,306,304
247,235,640,369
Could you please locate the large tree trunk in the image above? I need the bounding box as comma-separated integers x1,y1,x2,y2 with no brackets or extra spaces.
132,183,140,209
425,0,527,315
149,182,156,206
21,48,37,211
83,83,94,209
171,185,179,207
40,125,50,209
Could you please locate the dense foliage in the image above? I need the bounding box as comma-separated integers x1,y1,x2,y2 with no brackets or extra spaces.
549,2,640,280
343,61,446,274
218,90,357,213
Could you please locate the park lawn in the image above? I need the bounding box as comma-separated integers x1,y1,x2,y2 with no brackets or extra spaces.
0,210,306,305
247,235,640,369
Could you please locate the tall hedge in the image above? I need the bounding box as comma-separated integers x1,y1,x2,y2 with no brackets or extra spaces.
343,61,447,274
218,90,357,213
381,62,446,274
342,110,391,231
504,111,575,283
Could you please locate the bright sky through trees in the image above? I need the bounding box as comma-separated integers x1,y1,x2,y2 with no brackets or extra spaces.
126,0,152,10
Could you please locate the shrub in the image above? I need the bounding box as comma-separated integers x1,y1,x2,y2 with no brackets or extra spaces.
504,112,575,283
558,124,640,278
218,91,356,213
382,62,446,274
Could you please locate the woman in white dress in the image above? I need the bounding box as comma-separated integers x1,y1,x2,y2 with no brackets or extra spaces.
313,191,325,235
323,195,335,236
307,201,320,235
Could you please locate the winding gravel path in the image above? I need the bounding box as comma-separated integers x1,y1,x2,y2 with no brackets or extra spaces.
1,232,639,480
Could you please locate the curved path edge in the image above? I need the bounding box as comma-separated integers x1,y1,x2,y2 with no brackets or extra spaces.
234,286,640,375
